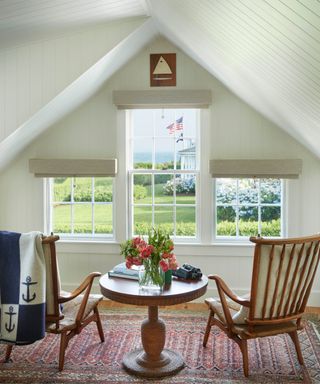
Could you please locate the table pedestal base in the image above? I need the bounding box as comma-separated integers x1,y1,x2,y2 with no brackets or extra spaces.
123,348,184,378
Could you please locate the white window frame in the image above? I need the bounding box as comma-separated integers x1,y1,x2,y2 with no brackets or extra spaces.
213,178,286,242
127,109,202,243
45,177,115,241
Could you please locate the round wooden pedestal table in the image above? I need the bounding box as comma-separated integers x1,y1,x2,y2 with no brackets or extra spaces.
99,274,208,378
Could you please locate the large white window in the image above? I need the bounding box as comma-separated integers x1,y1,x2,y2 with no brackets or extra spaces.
128,109,199,240
215,178,283,238
47,177,114,239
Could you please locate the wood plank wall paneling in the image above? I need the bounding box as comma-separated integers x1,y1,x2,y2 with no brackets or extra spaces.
0,19,143,142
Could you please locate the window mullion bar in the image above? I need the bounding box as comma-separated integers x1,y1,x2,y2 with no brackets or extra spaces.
71,177,74,235
236,179,239,237
258,179,261,235
92,177,95,236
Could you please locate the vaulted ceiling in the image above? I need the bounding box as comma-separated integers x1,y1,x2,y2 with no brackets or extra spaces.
0,0,319,167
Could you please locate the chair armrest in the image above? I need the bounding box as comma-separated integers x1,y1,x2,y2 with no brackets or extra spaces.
58,272,101,303
208,274,250,330
209,275,250,307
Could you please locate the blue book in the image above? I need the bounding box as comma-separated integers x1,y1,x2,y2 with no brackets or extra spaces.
108,262,139,280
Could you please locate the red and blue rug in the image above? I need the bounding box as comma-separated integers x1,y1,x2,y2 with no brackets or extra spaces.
0,309,319,383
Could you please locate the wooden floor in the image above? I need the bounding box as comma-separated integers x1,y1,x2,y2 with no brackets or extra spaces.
100,300,320,315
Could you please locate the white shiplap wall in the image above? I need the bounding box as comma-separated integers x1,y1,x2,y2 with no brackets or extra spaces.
1,36,320,305
0,17,146,141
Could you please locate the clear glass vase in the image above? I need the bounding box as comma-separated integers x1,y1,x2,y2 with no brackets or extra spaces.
138,263,164,292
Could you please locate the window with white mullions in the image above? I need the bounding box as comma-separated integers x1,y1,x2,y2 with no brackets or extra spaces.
49,176,114,238
129,109,199,240
215,178,283,238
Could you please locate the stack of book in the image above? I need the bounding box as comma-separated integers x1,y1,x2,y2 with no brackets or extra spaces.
108,262,139,280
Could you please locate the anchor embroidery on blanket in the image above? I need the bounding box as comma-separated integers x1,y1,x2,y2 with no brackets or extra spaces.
5,306,17,333
0,231,46,344
22,276,37,302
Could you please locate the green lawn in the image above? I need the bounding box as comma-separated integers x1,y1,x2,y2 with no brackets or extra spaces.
52,178,280,237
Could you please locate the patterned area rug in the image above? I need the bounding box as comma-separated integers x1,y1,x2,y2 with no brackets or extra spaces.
0,309,319,383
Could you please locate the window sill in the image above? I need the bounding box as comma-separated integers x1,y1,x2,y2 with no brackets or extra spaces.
56,239,254,257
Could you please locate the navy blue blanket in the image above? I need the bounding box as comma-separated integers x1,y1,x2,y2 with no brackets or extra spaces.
0,231,46,345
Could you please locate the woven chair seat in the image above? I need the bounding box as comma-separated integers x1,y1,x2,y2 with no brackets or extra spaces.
47,292,103,332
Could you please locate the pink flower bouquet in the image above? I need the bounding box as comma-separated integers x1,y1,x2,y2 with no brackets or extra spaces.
120,229,178,287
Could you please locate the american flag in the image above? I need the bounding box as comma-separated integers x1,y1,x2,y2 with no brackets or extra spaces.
166,122,175,134
175,116,183,131
166,116,184,134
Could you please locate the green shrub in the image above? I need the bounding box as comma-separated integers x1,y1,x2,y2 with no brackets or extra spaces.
134,185,147,200
53,223,113,234
94,188,113,202
163,177,195,195
134,222,195,236
216,219,281,237
133,174,152,186
134,162,152,169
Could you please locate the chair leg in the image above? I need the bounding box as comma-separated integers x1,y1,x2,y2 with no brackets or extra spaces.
5,345,13,362
238,339,249,377
94,306,105,343
288,331,304,365
203,310,213,347
59,333,68,371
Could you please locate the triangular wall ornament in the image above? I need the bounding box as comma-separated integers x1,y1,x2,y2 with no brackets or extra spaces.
153,56,173,75
150,53,176,87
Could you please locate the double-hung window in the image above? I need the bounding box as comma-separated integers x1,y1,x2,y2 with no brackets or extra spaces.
48,177,114,239
128,109,199,240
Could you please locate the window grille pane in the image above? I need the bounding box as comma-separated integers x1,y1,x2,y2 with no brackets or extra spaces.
94,205,113,234
176,206,196,237
53,177,71,202
155,109,175,137
132,109,153,137
238,179,258,204
155,138,174,170
216,179,236,204
133,206,152,235
52,203,71,233
74,204,92,233
133,139,153,169
238,206,258,237
133,174,152,204
261,206,281,237
154,206,174,235
155,174,174,204
94,177,112,202
73,178,92,202
260,179,281,204
216,206,236,236
175,174,196,205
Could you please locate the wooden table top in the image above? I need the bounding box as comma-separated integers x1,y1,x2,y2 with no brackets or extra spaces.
99,274,208,306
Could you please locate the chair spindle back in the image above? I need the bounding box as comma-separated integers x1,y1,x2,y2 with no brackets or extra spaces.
249,235,320,322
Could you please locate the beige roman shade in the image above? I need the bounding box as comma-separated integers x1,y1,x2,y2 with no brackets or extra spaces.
113,90,212,109
209,159,302,179
29,158,117,177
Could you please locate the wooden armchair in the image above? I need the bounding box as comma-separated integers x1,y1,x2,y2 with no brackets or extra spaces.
203,234,320,377
5,235,104,371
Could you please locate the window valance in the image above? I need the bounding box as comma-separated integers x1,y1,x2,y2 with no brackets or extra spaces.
29,158,117,177
113,90,212,109
209,159,302,179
